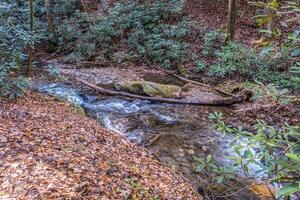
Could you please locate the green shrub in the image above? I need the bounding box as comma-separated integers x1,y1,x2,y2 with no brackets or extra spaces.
202,30,225,57
208,42,258,77
55,0,202,68
209,112,300,199
0,1,43,98
50,1,85,48
207,41,298,90
0,62,28,98
280,63,300,90
195,60,206,72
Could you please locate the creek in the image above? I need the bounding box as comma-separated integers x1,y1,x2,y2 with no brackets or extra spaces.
36,82,262,199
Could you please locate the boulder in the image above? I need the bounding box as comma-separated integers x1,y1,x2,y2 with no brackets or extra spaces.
114,81,182,98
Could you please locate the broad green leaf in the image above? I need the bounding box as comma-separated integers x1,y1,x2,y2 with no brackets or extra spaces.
287,153,300,164
277,183,300,198
207,155,212,163
291,48,300,57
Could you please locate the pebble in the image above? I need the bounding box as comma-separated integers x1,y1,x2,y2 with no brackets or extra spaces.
187,149,195,155
202,146,208,152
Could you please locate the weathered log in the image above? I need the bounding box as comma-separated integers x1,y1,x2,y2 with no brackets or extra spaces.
76,78,246,106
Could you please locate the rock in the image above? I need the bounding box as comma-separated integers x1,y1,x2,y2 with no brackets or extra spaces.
114,81,182,98
187,149,195,155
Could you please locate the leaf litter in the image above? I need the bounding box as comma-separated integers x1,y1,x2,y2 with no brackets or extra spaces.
0,92,200,199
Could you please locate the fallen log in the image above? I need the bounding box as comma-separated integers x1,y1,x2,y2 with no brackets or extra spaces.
76,77,246,106
156,67,237,97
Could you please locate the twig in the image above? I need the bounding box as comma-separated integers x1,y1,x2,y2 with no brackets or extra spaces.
144,134,161,147
279,141,300,160
215,180,270,198
216,177,254,196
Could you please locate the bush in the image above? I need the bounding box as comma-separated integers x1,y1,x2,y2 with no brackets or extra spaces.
0,1,33,98
0,62,28,98
206,41,298,90
56,0,202,68
208,42,258,77
280,63,300,90
209,112,300,199
202,30,225,57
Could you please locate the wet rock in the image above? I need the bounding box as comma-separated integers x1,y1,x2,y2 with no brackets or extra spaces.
114,80,182,98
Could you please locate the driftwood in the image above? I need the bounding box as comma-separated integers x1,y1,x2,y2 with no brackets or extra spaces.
76,77,246,106
156,68,237,97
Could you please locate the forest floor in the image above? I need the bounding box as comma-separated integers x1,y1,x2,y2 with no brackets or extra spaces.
0,92,200,199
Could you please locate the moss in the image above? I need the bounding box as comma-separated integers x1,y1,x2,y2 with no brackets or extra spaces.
178,66,188,76
114,81,182,98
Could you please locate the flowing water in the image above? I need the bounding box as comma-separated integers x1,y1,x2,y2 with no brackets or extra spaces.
36,82,262,199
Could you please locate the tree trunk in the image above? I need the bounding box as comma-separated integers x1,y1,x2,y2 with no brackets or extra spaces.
44,0,54,34
226,0,236,41
26,0,34,77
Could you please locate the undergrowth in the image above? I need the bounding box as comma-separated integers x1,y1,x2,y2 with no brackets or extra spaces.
0,1,42,98
200,33,299,90
199,112,300,199
54,0,202,68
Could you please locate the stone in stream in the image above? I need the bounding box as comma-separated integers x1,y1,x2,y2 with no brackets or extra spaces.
114,80,182,98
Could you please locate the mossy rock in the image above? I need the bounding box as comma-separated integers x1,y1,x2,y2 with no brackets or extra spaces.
178,66,188,76
114,81,182,98
181,83,194,92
